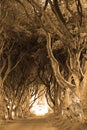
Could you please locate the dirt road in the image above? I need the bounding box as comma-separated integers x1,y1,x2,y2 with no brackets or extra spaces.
0,117,57,130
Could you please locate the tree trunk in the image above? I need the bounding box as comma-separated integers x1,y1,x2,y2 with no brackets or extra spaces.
46,33,75,115
46,33,75,91
81,62,87,119
69,49,87,121
46,33,85,121
54,83,58,114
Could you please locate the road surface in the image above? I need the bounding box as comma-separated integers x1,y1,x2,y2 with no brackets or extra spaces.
0,117,58,130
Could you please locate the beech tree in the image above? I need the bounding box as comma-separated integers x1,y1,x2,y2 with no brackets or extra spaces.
0,0,87,122
16,0,87,121
3,58,37,119
0,0,35,119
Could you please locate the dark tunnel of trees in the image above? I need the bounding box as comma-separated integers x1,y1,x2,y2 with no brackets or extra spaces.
0,0,87,125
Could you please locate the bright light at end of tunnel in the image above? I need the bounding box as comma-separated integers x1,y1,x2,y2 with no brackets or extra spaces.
30,94,49,116
31,104,48,116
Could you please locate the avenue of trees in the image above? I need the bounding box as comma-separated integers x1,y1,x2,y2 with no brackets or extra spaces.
0,0,87,122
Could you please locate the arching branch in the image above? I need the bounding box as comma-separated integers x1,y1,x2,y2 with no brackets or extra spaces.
75,0,83,26
44,0,49,10
46,33,76,90
53,0,66,24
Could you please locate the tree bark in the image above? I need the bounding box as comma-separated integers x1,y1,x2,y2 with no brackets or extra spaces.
46,33,75,90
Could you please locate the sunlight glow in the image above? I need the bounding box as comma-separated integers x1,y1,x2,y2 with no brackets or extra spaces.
30,94,49,116
31,104,48,116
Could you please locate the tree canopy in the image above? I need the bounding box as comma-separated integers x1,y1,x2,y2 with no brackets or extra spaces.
0,0,87,122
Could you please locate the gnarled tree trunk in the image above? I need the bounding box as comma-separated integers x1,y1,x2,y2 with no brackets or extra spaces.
46,33,86,121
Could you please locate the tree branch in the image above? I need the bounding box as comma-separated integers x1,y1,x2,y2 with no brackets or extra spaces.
46,33,76,90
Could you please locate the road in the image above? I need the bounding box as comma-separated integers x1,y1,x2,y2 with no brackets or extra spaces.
0,117,58,130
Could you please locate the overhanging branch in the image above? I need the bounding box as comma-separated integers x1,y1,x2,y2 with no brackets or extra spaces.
46,33,76,90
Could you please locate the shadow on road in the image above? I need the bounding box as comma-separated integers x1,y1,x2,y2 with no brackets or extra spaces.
0,117,57,130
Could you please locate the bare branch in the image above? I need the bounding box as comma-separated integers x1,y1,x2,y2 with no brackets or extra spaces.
46,33,76,90
15,0,31,19
29,89,45,109
2,55,11,83
0,55,6,74
44,0,49,10
10,53,25,73
13,24,32,37
75,0,83,26
64,0,74,15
